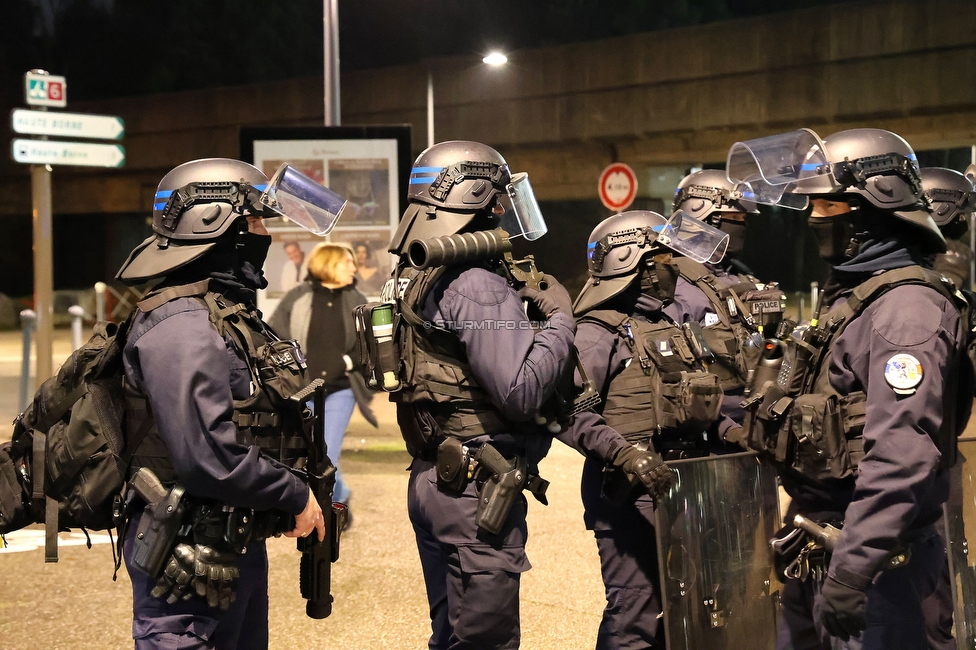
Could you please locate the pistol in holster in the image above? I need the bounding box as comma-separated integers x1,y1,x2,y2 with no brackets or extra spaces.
128,467,186,578
473,444,530,535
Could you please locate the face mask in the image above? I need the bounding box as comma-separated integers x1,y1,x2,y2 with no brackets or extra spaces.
239,232,272,270
941,216,970,241
718,219,747,258
808,216,857,264
640,253,678,304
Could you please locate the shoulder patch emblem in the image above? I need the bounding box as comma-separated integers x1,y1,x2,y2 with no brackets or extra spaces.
884,354,923,395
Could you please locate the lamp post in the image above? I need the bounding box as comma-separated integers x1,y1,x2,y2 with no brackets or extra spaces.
426,52,508,150
323,0,340,126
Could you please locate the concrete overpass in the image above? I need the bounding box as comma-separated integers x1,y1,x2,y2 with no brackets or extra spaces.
1,0,974,295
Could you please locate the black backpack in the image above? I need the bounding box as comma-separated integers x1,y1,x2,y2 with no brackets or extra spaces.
0,316,145,562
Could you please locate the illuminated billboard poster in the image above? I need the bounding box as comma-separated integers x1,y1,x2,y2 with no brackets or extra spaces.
241,126,411,312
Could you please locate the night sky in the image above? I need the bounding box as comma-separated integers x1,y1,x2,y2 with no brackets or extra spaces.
1,0,848,108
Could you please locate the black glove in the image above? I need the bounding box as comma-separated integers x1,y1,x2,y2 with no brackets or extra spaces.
613,445,674,500
518,275,573,318
819,575,868,640
150,543,197,605
723,426,748,449
191,544,241,611
150,543,241,611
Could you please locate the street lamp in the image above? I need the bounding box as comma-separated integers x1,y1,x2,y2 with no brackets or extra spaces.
482,52,508,66
427,52,508,149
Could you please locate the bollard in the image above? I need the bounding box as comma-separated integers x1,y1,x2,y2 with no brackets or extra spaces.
810,281,820,312
19,309,36,413
95,281,107,323
69,305,85,351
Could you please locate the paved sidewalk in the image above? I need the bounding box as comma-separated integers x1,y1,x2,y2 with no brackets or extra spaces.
0,327,607,649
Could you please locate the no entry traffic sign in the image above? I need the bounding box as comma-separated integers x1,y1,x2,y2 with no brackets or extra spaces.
598,162,638,212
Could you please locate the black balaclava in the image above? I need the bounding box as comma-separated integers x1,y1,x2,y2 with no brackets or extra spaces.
941,216,970,241
163,218,271,306
816,205,929,306
717,219,747,259
807,213,863,265
639,253,679,305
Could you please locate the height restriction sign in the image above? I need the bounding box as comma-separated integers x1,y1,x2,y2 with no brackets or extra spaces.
598,162,638,212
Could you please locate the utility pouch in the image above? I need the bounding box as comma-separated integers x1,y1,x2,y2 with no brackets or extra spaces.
670,371,722,430
789,393,855,481
474,445,527,535
354,302,403,392
436,437,471,494
129,469,186,579
397,403,442,460
741,380,793,460
254,339,308,404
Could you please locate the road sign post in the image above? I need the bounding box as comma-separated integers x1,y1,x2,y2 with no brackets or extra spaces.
13,69,125,387
31,163,54,386
599,162,638,212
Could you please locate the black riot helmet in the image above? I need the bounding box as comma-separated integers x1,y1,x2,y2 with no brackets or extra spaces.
117,159,272,284
672,169,759,225
389,140,547,255
573,210,729,314
673,169,760,257
921,167,975,240
726,127,945,253
117,158,347,284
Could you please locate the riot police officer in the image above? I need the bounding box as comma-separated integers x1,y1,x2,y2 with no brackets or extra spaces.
116,158,346,648
923,166,975,290
920,165,976,650
671,169,787,447
729,128,970,649
556,209,729,648
386,141,577,649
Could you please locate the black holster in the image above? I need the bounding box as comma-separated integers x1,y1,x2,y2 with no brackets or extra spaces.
436,437,471,494
474,444,528,535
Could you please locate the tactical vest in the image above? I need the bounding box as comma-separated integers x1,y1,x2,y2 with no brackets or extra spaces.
579,309,723,451
394,264,516,459
124,280,311,485
673,258,784,393
742,266,972,482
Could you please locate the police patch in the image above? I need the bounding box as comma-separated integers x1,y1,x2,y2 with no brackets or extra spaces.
884,354,923,395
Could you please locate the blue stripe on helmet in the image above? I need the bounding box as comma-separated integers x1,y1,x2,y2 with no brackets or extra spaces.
254,183,267,191
155,190,174,199
799,163,820,171
586,242,597,249
652,225,665,232
153,202,168,211
411,166,443,174
409,177,435,184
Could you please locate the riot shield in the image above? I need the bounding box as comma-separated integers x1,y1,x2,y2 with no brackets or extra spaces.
943,436,976,649
655,451,782,650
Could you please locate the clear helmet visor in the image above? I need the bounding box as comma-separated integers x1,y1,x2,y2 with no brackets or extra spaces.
260,163,347,235
657,210,730,264
726,128,828,210
733,180,811,211
501,172,548,241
